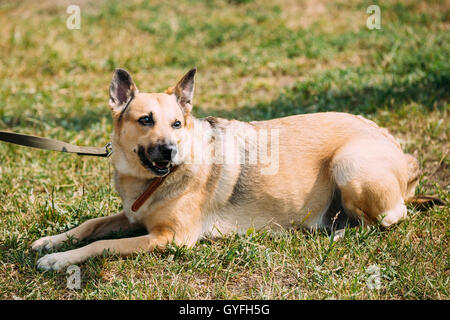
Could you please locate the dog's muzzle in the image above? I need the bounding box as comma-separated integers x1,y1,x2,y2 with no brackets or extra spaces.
138,144,177,176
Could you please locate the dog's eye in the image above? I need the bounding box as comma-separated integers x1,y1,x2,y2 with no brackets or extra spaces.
138,115,154,126
173,120,182,129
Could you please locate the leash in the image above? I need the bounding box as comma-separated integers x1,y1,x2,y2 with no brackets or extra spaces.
0,131,112,157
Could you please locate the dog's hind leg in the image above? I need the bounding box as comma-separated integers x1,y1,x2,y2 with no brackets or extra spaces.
331,140,409,228
31,211,140,252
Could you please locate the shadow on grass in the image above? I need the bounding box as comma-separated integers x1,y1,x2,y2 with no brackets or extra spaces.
0,105,111,135
194,70,450,121
2,69,448,132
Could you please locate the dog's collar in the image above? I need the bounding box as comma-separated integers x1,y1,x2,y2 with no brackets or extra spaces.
131,165,178,212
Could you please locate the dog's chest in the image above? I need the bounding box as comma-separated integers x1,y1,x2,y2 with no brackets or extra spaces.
122,199,146,224
115,174,154,224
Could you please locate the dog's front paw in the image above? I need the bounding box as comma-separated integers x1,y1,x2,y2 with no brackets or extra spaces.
31,234,66,252
36,252,75,272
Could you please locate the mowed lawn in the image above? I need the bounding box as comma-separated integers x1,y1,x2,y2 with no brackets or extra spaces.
0,0,448,299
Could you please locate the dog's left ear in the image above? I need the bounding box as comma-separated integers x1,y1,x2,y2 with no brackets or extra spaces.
174,68,196,114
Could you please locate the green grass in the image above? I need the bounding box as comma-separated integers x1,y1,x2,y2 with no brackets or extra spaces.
0,0,448,299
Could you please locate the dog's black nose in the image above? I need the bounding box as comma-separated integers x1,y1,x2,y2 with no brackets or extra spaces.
149,144,177,161
148,143,177,162
159,144,176,161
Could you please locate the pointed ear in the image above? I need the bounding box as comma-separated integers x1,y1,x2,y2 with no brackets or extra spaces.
174,68,196,114
109,68,138,113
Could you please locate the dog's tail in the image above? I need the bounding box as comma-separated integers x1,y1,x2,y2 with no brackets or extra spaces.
404,153,445,211
405,195,446,211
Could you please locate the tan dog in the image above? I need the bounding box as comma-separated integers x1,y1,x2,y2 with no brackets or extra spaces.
32,68,424,271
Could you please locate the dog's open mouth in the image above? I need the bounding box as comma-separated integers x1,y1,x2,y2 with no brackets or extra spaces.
149,160,173,175
137,146,173,176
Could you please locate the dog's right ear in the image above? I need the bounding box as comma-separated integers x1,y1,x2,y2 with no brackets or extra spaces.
109,68,138,114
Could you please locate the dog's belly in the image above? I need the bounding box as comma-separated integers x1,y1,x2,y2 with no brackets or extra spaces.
201,202,290,237
201,198,332,237
201,180,335,237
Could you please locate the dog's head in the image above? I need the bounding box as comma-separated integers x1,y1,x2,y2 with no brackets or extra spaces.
109,68,196,177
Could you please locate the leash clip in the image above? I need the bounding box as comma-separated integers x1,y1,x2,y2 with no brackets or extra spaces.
104,142,113,157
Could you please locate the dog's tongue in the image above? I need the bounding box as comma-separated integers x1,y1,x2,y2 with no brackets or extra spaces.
155,161,167,169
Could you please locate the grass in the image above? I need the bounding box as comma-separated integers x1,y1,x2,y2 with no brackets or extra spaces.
0,0,448,299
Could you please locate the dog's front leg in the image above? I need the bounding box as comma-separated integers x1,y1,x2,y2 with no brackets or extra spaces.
31,211,139,252
36,228,175,271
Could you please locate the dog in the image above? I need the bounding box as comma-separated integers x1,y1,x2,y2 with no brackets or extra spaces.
32,68,431,271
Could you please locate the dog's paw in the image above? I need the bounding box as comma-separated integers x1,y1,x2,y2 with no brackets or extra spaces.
36,252,75,272
31,234,66,252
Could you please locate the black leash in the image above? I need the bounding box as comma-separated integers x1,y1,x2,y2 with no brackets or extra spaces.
0,131,112,157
